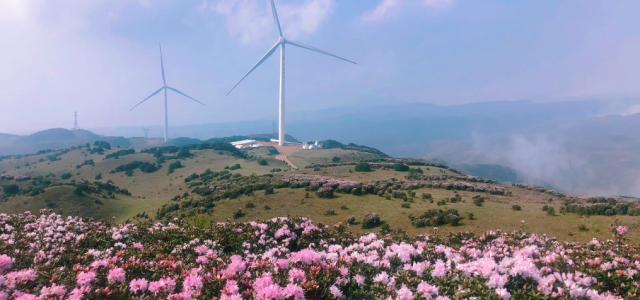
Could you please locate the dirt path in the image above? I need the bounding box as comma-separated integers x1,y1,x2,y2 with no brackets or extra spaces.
261,142,301,170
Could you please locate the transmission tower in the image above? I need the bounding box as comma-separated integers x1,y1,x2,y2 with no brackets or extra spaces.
143,126,150,138
72,111,78,130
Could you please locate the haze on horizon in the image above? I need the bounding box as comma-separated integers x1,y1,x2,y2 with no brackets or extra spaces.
1,0,640,134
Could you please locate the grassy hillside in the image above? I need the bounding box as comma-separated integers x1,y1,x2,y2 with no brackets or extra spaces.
1,140,639,243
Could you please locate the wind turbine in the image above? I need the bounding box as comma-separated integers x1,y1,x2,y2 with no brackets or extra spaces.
130,45,204,143
226,0,356,146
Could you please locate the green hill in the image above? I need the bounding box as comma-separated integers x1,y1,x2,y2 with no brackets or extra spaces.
1,138,638,243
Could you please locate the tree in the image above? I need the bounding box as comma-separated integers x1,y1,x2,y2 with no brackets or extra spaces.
94,173,102,180
60,173,72,180
354,162,372,172
2,184,19,195
332,157,340,163
177,149,192,159
258,159,268,166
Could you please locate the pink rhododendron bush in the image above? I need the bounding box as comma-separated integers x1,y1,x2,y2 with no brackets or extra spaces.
0,210,638,299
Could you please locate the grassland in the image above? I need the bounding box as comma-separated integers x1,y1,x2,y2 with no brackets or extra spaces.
1,143,639,243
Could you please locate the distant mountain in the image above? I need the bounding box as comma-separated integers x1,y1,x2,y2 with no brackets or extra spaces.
0,128,130,156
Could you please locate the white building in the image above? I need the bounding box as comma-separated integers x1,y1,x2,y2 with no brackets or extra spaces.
302,141,322,150
231,139,259,149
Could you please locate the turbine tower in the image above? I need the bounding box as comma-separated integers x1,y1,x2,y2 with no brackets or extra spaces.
226,0,356,146
130,45,204,143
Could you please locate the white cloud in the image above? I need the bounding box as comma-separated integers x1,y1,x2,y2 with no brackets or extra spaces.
205,0,334,45
361,0,454,22
422,0,454,7
361,0,401,22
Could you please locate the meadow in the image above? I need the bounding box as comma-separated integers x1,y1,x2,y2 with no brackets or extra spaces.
1,142,640,299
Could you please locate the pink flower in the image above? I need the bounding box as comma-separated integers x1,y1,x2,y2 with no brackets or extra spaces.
194,245,208,255
148,277,176,295
129,278,148,294
396,284,414,300
283,284,305,300
0,255,13,273
288,268,305,283
132,242,144,249
255,284,284,300
329,285,343,299
13,293,41,300
40,283,66,297
182,274,203,293
76,271,96,287
495,288,511,300
107,268,126,283
373,271,389,284
417,281,438,298
354,274,365,286
616,226,628,235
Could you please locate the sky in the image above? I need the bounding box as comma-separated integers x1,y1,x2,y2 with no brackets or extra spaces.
1,0,640,134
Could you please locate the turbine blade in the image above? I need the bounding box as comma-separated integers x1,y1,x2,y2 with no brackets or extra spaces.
130,87,164,111
167,87,204,105
269,0,283,37
159,44,166,86
286,40,357,65
227,41,281,96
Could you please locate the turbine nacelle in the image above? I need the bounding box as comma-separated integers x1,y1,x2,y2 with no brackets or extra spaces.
279,37,286,44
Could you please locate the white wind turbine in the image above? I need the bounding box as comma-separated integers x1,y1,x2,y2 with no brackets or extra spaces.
226,0,356,146
130,44,204,143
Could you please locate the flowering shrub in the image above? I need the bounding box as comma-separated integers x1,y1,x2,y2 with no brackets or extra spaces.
316,186,335,198
0,210,637,299
362,212,381,229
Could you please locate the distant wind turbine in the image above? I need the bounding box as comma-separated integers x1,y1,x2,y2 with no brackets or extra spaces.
226,0,356,146
131,45,204,143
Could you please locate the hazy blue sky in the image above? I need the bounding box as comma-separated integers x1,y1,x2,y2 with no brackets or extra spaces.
1,0,639,134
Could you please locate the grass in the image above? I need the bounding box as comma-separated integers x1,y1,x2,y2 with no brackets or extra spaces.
181,185,640,243
2,145,639,242
288,149,382,169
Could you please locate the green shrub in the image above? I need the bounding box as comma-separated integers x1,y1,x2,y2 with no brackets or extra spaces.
229,164,241,170
393,163,410,172
94,199,103,205
245,202,256,209
168,161,183,174
2,184,19,195
512,205,522,211
94,173,102,180
324,209,336,216
546,207,556,216
473,195,485,207
578,224,589,231
258,159,268,166
265,187,274,195
233,208,245,219
332,156,340,163
264,205,271,210
340,205,349,210
125,170,134,177
401,203,411,208
354,162,372,172
346,215,356,225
